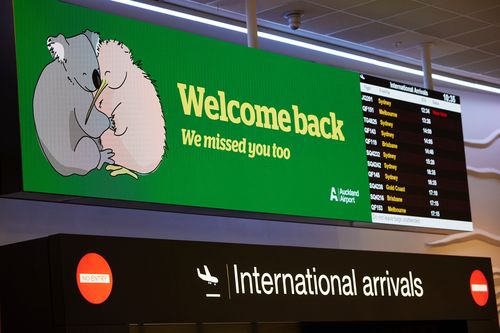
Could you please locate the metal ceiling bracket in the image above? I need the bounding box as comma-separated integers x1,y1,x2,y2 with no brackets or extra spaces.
420,42,434,90
246,0,258,48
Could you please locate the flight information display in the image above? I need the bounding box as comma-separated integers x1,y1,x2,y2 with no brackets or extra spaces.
361,75,472,231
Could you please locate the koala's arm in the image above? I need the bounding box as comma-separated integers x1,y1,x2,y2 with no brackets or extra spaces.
75,106,111,138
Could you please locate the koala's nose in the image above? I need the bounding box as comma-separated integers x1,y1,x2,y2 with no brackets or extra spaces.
92,69,102,90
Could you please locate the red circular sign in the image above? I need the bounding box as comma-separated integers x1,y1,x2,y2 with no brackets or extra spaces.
470,270,488,306
76,253,113,304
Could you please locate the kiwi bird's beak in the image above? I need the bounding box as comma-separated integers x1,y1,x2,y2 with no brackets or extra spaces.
85,79,108,125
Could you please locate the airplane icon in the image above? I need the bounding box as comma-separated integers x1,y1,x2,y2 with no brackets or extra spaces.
197,265,219,285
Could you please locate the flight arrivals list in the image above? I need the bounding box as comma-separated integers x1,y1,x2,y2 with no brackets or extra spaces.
360,75,472,231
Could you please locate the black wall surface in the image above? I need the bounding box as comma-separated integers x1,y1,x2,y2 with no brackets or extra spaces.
1,0,22,195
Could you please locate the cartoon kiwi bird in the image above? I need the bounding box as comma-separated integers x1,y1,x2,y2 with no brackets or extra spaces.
95,40,166,179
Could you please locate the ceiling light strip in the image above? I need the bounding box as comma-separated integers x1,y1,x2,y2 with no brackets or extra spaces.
258,31,424,76
432,74,500,94
111,0,247,33
111,0,500,95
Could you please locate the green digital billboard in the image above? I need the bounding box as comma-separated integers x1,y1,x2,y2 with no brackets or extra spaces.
14,0,371,223
12,0,473,231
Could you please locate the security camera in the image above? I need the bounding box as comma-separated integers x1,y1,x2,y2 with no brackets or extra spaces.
283,10,304,30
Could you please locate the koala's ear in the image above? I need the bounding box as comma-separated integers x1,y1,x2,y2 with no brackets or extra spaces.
47,34,68,63
83,30,101,56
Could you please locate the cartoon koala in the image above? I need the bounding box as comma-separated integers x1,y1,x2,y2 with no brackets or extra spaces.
97,40,165,178
33,30,115,176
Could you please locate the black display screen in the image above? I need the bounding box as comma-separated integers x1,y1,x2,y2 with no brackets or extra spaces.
361,75,472,231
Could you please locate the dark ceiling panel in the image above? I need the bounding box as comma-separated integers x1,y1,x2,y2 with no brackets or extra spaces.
396,47,422,60
486,69,500,78
307,0,373,11
433,49,494,67
396,40,468,60
364,31,431,51
458,57,500,73
331,22,403,43
414,0,443,4
382,6,456,30
478,41,500,54
449,26,500,48
343,0,424,20
204,0,294,15
432,0,500,14
301,11,369,34
257,1,334,24
416,16,487,39
469,5,500,26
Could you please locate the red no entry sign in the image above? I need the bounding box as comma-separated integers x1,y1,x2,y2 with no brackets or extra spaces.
469,270,488,307
76,253,113,304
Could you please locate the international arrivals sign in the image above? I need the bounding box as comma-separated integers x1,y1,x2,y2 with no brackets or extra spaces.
2,235,497,329
231,265,424,298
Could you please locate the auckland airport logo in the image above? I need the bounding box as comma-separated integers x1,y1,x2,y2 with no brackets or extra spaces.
330,186,360,204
